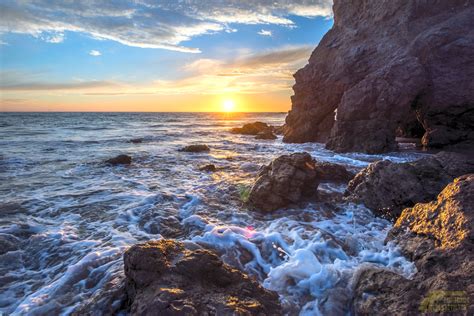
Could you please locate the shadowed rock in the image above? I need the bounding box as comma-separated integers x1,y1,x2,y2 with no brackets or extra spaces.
179,144,210,152
247,152,319,212
284,0,474,153
255,130,277,140
124,239,280,316
315,162,354,183
129,138,143,144
105,154,132,165
353,174,474,315
199,164,216,172
346,151,474,220
231,122,270,135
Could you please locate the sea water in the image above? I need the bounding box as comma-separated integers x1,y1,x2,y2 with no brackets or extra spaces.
0,112,426,315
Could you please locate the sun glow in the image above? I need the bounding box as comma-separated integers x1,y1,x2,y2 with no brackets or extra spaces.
222,99,235,112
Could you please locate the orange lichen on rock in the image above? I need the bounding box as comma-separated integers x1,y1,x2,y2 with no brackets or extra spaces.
395,174,473,249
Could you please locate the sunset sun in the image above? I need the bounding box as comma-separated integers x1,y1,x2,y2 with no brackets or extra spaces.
223,99,236,112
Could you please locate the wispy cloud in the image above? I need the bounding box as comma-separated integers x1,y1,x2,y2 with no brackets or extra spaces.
0,0,332,53
258,29,272,37
89,50,101,56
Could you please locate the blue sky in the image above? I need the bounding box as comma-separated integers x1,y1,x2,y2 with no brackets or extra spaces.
0,1,334,111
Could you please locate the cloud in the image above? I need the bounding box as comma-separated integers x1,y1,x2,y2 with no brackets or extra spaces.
89,50,101,56
0,0,332,53
0,45,313,96
258,29,272,37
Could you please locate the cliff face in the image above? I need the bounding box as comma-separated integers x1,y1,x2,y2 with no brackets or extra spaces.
284,0,474,153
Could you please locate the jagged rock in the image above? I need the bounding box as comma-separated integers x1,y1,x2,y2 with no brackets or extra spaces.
315,162,354,183
179,144,210,152
284,0,474,153
124,239,280,316
353,174,474,315
346,151,474,220
255,130,277,140
199,164,216,172
105,154,132,165
231,122,270,135
247,152,319,212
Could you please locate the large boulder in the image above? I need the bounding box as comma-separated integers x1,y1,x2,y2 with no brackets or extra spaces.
346,152,474,220
124,239,280,316
353,174,474,315
247,152,319,212
284,0,474,153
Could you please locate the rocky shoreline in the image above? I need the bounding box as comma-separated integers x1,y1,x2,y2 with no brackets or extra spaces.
83,141,473,315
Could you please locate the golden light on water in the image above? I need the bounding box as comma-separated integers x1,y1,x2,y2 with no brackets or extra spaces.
223,99,236,112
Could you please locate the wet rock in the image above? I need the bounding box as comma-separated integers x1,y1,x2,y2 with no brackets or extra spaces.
179,144,211,153
273,125,285,135
231,122,270,135
255,130,277,140
105,154,132,165
284,0,474,153
129,138,143,144
315,162,354,183
124,239,280,315
346,151,474,220
199,164,217,172
353,175,474,315
179,144,210,152
0,234,19,255
247,152,319,212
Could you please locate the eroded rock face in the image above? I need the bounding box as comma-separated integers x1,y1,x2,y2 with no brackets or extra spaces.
284,0,474,153
124,239,280,316
346,152,474,220
247,152,319,212
353,174,474,315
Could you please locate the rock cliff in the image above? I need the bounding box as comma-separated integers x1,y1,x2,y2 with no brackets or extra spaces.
284,0,474,153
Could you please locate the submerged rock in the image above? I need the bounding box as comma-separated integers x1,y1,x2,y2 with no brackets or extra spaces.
129,138,143,144
353,174,474,315
231,122,270,135
124,239,280,315
0,234,19,255
247,152,319,212
199,164,217,172
105,154,132,165
179,144,210,152
346,151,474,220
255,130,277,140
284,0,474,153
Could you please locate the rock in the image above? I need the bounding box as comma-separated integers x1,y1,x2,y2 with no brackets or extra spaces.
353,175,474,315
231,122,270,135
255,130,277,140
247,152,319,212
124,239,280,316
199,164,216,172
315,161,354,183
273,125,285,135
129,138,143,144
179,144,210,152
105,154,132,165
0,234,19,255
346,151,474,220
283,0,474,153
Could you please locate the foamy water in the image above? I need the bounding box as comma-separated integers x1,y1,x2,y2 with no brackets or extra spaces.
0,113,427,315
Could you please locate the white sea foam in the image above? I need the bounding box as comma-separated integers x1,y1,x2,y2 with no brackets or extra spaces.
0,112,425,315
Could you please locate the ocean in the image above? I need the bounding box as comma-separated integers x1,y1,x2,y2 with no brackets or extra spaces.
0,112,426,315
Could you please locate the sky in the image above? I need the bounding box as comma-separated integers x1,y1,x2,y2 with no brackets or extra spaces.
0,0,334,112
